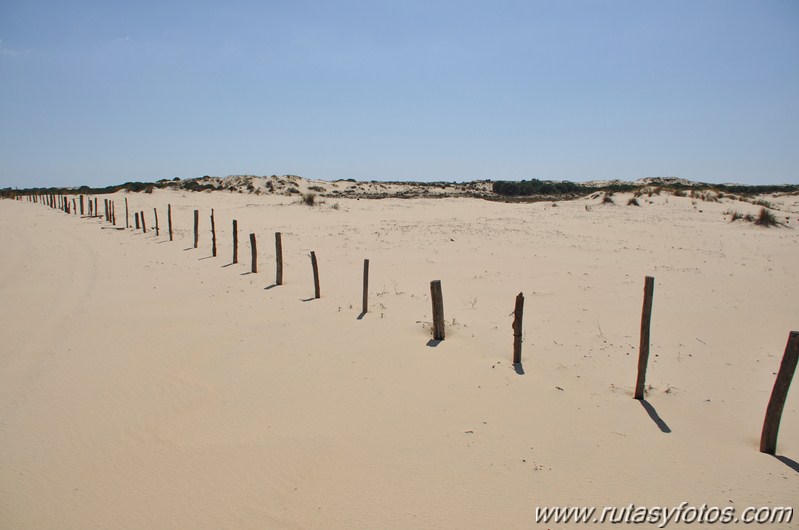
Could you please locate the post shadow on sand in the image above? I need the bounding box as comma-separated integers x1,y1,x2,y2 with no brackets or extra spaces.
639,399,671,433
264,284,277,290
357,312,366,320
513,362,525,375
300,297,316,302
774,455,799,474
426,339,442,347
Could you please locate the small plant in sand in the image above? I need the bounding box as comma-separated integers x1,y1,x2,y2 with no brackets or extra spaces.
627,197,640,206
301,192,317,206
754,207,779,227
601,192,614,204
673,189,686,197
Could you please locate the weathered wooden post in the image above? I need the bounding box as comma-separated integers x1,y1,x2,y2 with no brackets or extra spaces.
250,233,257,273
88,198,93,217
135,212,140,230
362,259,369,314
80,195,84,215
760,331,799,454
111,201,116,225
193,210,199,248
125,197,129,228
232,220,238,264
310,251,320,298
154,208,159,236
167,204,173,241
430,280,445,340
72,198,76,215
104,199,109,221
513,292,524,365
94,198,98,217
275,232,283,285
634,276,655,400
140,211,147,233
210,209,217,257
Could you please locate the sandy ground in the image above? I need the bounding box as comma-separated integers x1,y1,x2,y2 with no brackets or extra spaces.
1,189,798,529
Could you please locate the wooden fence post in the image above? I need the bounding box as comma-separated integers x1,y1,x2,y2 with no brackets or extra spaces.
94,198,98,217
362,259,369,314
513,292,524,365
275,232,283,285
111,201,116,225
232,220,238,264
250,233,257,273
760,331,799,454
168,204,173,241
154,208,159,236
80,195,85,215
135,212,140,230
125,197,129,228
210,209,217,257
634,276,655,400
310,251,320,298
72,198,76,215
140,211,146,233
193,210,199,248
430,280,445,340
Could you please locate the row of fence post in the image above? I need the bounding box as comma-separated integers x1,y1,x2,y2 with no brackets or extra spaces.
14,191,799,457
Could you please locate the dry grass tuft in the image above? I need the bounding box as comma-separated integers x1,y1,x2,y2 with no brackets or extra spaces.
754,207,779,227
301,192,317,206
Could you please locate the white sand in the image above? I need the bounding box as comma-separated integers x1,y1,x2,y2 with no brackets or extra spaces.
1,188,797,529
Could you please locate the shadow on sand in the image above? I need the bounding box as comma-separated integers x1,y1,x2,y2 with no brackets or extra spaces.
640,399,671,433
774,455,799,474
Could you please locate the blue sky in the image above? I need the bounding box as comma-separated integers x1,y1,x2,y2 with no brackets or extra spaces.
1,0,797,188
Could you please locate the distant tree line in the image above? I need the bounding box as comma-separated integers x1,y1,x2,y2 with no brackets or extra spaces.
491,179,798,197
492,179,638,197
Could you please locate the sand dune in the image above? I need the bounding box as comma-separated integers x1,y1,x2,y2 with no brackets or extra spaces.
1,188,797,529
